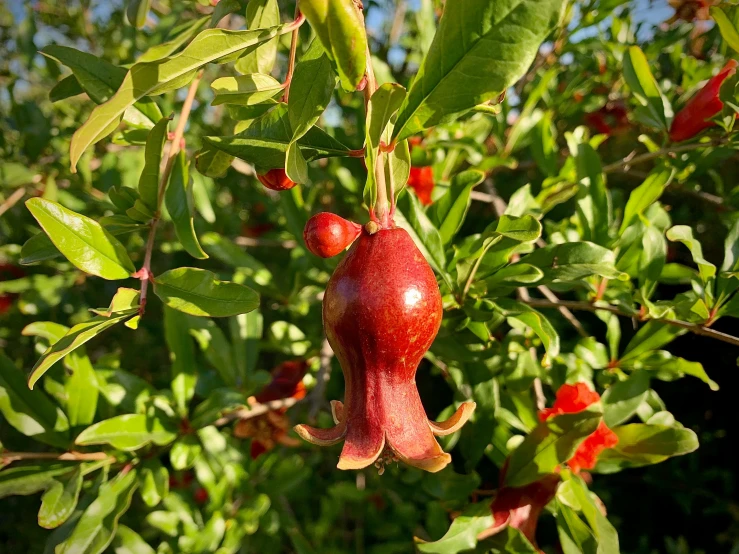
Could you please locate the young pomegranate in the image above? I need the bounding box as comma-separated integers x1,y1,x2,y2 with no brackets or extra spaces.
257,168,296,191
303,213,362,258
295,225,475,472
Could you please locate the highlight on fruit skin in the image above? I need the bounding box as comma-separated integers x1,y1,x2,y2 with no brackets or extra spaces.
256,168,297,191
295,226,476,473
303,212,362,258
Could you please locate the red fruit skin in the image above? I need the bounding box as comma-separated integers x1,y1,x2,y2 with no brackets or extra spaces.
295,227,475,472
257,168,296,191
669,60,738,142
303,213,362,258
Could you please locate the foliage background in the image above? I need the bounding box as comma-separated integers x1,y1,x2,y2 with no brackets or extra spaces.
1,0,739,553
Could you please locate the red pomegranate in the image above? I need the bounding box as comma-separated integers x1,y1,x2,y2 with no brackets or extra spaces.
295,226,475,472
257,168,296,191
303,213,362,258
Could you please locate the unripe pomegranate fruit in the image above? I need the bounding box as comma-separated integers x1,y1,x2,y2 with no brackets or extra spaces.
295,227,475,472
303,213,362,258
256,168,296,191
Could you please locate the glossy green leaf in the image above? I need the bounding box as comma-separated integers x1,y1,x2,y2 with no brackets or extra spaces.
597,424,698,470
711,7,739,54
170,435,202,470
299,0,368,90
496,299,560,362
111,525,156,554
138,460,168,508
138,116,170,210
63,350,99,427
126,0,150,28
211,74,284,106
619,322,686,363
38,467,82,529
505,406,602,487
566,132,610,246
623,46,672,130
639,351,718,391
203,104,350,171
138,17,209,63
666,225,715,285
415,502,493,553
153,267,259,317
556,500,598,554
28,312,135,390
602,371,650,427
57,469,138,554
0,352,70,447
230,310,263,385
75,414,176,451
49,74,84,103
566,474,620,554
0,463,82,500
396,192,447,275
431,170,485,245
619,169,674,234
69,20,298,170
522,242,624,283
165,151,208,260
288,39,336,138
195,145,234,179
393,0,566,141
164,306,198,417
26,198,136,280
236,0,280,74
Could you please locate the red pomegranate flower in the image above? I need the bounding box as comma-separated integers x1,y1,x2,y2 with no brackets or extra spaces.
295,227,475,472
669,60,738,142
407,166,435,205
234,360,307,458
538,382,618,473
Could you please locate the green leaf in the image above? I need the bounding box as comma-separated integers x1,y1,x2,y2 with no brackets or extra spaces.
299,0,368,91
26,198,136,280
138,116,170,210
639,351,718,391
41,45,162,126
163,306,197,417
188,317,236,386
203,104,350,171
395,192,447,275
622,46,672,131
28,312,136,390
138,17,209,63
619,169,674,234
64,350,99,427
138,460,168,508
619,322,686,364
496,299,560,362
505,406,602,487
195,145,234,179
415,502,493,554
75,414,176,451
0,352,70,447
566,133,610,246
69,21,297,170
230,310,263,385
597,424,698,470
0,162,36,187
393,0,566,141
288,39,336,139
211,74,284,106
666,225,716,285
111,525,156,554
364,83,407,205
711,7,739,54
154,267,259,317
602,371,650,427
556,500,598,554
477,527,539,553
38,467,82,529
165,151,208,260
170,436,202,470
236,0,280,74
566,474,620,554
126,0,150,28
431,170,485,245
57,469,138,554
192,389,247,428
49,74,84,103
522,242,624,283
0,463,82,500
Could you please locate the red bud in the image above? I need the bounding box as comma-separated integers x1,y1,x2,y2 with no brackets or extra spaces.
257,168,297,191
303,213,362,258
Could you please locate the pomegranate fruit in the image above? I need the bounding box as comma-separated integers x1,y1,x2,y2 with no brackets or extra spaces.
303,213,362,258
295,226,475,472
257,168,296,191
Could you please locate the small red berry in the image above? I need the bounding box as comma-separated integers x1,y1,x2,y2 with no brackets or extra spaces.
257,168,296,191
303,213,362,258
193,487,208,504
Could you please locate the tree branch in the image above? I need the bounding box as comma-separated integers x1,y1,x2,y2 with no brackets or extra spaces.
1,451,113,463
601,138,730,174
521,298,739,348
213,397,300,427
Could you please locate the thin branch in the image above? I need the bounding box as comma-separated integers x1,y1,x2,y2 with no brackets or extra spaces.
137,72,203,316
0,187,26,218
1,451,113,463
282,5,302,102
308,338,335,420
213,397,300,427
536,286,588,338
234,236,297,249
601,139,729,174
522,298,739,348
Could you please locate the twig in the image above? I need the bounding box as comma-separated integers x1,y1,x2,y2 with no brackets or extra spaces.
1,451,113,463
137,72,203,316
522,298,739,348
282,5,302,102
388,0,406,44
0,188,26,218
536,285,588,338
213,397,300,427
308,338,335,420
601,139,729,174
234,236,297,249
